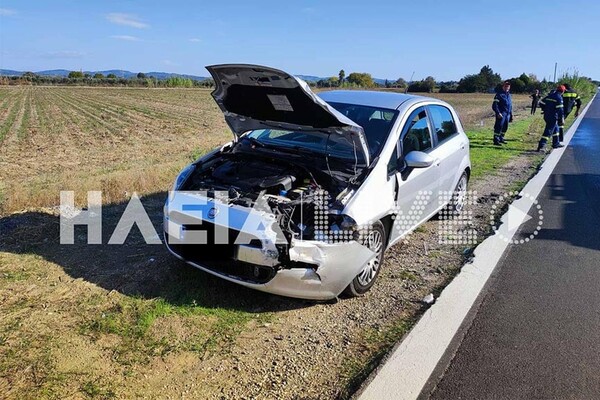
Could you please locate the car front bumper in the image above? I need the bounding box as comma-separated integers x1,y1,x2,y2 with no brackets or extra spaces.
164,191,375,300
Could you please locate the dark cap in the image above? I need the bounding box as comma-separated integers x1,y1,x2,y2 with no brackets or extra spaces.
503,81,511,86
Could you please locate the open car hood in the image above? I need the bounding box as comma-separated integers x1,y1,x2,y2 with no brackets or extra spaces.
206,64,370,165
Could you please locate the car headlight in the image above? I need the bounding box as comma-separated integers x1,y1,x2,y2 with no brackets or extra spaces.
329,214,358,231
329,214,360,242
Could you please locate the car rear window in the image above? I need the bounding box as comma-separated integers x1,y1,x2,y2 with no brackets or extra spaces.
328,102,399,157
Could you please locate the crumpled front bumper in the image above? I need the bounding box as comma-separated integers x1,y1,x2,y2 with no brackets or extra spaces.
165,238,375,300
164,191,375,300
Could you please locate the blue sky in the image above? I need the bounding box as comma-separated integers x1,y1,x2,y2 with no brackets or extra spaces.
0,0,598,81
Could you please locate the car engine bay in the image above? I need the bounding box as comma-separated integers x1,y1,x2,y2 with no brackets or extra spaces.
180,148,357,242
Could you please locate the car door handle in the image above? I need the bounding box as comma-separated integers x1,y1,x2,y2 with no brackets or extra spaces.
460,142,466,149
434,158,441,167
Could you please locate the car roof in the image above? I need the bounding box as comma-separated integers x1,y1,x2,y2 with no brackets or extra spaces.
318,90,429,110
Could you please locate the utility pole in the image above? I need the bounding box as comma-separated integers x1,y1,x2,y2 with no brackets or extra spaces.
553,62,557,83
405,71,415,94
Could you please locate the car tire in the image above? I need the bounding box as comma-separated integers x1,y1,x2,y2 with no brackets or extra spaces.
343,221,386,297
447,171,469,214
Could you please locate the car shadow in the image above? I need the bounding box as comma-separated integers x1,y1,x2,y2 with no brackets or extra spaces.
0,192,314,313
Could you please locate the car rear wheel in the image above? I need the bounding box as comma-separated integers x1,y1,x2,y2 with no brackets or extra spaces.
343,221,386,297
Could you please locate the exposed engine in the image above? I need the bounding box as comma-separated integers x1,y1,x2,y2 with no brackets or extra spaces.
181,151,352,242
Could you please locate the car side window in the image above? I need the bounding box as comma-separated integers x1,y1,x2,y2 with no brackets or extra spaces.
429,105,457,143
402,108,432,156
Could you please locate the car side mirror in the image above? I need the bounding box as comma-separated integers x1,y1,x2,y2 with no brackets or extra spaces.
404,151,434,168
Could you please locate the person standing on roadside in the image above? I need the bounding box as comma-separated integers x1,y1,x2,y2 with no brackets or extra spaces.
537,85,565,152
558,83,582,142
492,81,513,146
530,89,541,115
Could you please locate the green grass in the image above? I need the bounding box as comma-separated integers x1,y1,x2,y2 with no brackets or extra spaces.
80,380,116,399
1,269,31,282
339,318,414,399
81,295,272,364
466,116,540,179
397,270,419,281
467,108,581,180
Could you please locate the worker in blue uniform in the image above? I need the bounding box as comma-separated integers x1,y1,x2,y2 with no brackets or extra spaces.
492,81,513,146
537,85,566,152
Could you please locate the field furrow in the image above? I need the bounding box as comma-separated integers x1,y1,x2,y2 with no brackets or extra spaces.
51,89,120,135
16,88,33,140
0,88,25,143
97,90,208,126
65,90,164,132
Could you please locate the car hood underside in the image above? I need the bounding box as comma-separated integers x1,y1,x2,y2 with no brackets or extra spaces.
206,64,371,165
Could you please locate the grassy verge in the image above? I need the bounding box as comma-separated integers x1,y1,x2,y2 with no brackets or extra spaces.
80,295,272,364
468,115,543,179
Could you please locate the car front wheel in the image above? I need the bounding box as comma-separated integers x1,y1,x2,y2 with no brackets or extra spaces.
448,171,468,214
343,221,386,297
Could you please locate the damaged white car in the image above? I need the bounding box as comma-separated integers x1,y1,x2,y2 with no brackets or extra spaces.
164,64,471,300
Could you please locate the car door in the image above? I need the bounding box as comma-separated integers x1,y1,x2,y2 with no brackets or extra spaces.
427,104,466,195
389,106,441,243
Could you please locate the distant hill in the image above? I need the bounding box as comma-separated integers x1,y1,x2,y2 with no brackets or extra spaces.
0,69,24,76
2,69,391,84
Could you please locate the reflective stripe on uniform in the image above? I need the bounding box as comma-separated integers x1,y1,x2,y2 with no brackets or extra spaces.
546,98,557,102
563,92,578,97
493,99,500,102
556,104,563,108
553,133,560,136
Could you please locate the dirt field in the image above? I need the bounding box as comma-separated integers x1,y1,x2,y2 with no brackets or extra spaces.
1,87,545,399
0,86,230,213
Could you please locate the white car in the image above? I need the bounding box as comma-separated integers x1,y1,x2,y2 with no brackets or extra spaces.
164,64,470,300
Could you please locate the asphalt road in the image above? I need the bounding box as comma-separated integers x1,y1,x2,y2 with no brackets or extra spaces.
426,94,600,400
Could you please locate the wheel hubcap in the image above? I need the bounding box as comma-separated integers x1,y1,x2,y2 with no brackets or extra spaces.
357,229,383,286
454,176,467,212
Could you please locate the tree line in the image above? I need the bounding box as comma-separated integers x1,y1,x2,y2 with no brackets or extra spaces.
2,66,597,96
313,65,598,97
0,71,214,88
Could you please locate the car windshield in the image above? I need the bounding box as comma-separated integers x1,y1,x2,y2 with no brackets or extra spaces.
328,102,398,157
245,103,398,162
246,129,365,162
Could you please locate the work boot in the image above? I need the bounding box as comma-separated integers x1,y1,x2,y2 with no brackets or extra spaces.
499,136,508,144
493,135,502,146
552,143,565,149
537,140,546,152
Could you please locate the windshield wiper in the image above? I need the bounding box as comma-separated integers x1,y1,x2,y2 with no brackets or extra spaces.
243,136,267,148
